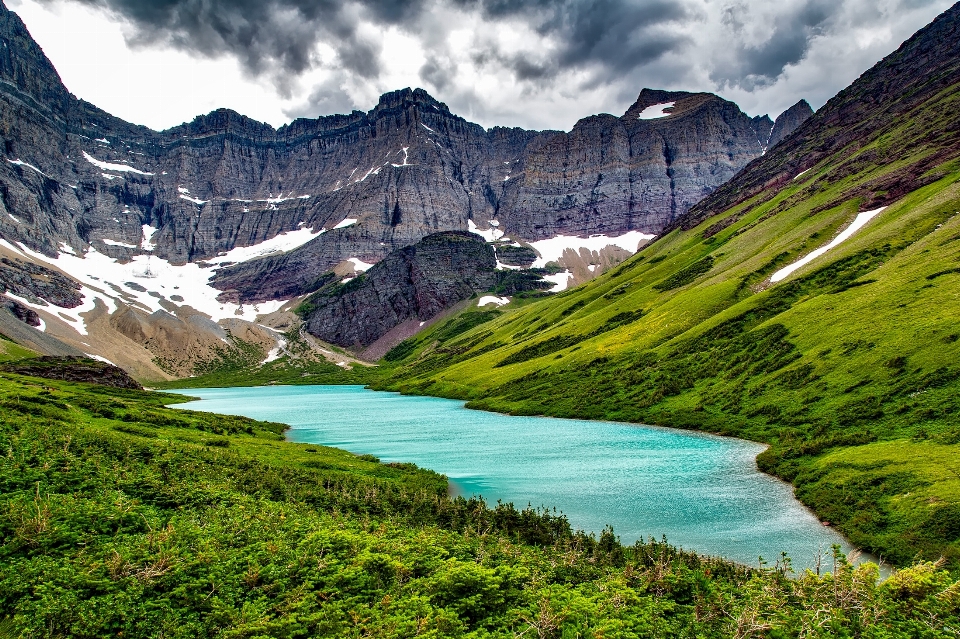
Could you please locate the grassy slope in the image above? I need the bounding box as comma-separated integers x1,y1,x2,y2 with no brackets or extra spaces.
377,83,960,567
2,371,959,637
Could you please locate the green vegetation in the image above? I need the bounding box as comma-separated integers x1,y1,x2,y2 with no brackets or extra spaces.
377,107,960,568
2,369,959,637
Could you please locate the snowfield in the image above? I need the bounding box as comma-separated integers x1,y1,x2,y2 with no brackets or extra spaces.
770,207,887,283
529,231,655,268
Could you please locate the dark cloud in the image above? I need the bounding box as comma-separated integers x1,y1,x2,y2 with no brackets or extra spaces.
48,0,424,89
47,0,959,127
710,0,834,90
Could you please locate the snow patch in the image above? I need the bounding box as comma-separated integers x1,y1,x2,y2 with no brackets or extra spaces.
82,151,152,175
391,147,413,167
770,207,887,283
793,168,812,180
543,271,573,293
347,257,374,272
6,158,48,178
85,353,116,366
0,238,291,333
420,122,434,133
102,238,138,249
637,102,676,120
213,227,325,264
95,138,110,144
478,296,510,307
141,225,159,251
468,219,504,242
333,218,358,229
529,231,655,268
179,194,207,205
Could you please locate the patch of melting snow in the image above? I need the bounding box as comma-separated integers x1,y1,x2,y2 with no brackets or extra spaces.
478,296,510,307
82,151,152,175
793,168,812,180
333,218,358,230
262,337,288,364
85,353,116,365
420,122,434,133
347,257,374,272
8,213,20,224
178,186,190,194
35,317,45,332
95,138,110,144
179,194,207,205
496,260,522,271
391,147,413,167
102,238,138,249
529,231,655,268
141,225,159,251
6,158,48,178
213,227,325,263
468,219,504,242
102,173,122,180
770,207,887,283
543,271,573,293
637,101,676,120
0,238,291,334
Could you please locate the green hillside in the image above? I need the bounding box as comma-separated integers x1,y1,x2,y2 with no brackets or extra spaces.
375,8,960,568
3,369,960,637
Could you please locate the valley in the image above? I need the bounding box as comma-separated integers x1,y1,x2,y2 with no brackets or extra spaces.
1,0,959,635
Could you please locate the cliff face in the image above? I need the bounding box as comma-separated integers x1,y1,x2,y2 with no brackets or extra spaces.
0,1,803,304
766,100,814,149
301,232,501,348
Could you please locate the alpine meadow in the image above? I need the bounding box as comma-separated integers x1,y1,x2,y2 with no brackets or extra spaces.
1,0,960,637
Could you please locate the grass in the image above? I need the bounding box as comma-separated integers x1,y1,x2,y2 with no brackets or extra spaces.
2,368,959,637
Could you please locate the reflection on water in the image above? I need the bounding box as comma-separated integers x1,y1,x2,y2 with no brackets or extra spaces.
171,384,865,571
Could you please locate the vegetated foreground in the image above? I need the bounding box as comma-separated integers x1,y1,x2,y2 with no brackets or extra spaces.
0,367,958,638
376,5,960,571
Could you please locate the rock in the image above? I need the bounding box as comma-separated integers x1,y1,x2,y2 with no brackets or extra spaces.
0,355,142,389
767,100,814,149
302,232,514,348
0,257,82,307
1,294,39,325
0,1,794,304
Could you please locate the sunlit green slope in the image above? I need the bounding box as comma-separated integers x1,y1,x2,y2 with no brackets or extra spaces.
377,5,960,566
8,369,960,636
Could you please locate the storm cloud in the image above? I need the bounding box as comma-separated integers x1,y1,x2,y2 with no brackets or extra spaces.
40,0,957,129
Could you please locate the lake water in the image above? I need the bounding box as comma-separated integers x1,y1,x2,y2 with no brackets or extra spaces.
170,384,859,570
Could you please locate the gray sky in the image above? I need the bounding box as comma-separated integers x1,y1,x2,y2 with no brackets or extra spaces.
9,0,955,132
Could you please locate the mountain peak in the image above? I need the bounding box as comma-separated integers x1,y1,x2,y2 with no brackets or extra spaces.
372,87,451,116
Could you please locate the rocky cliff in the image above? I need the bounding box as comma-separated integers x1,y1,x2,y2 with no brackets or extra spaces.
766,100,814,149
301,231,527,348
0,0,809,304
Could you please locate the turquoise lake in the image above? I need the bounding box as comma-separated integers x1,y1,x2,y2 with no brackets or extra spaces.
170,384,860,570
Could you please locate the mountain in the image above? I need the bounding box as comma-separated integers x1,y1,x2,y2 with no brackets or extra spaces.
0,0,809,374
376,3,960,566
766,99,814,149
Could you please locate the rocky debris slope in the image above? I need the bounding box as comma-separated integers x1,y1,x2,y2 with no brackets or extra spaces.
300,232,547,349
681,5,960,231
0,355,142,389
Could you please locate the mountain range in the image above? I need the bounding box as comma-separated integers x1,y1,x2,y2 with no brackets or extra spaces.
0,0,814,373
